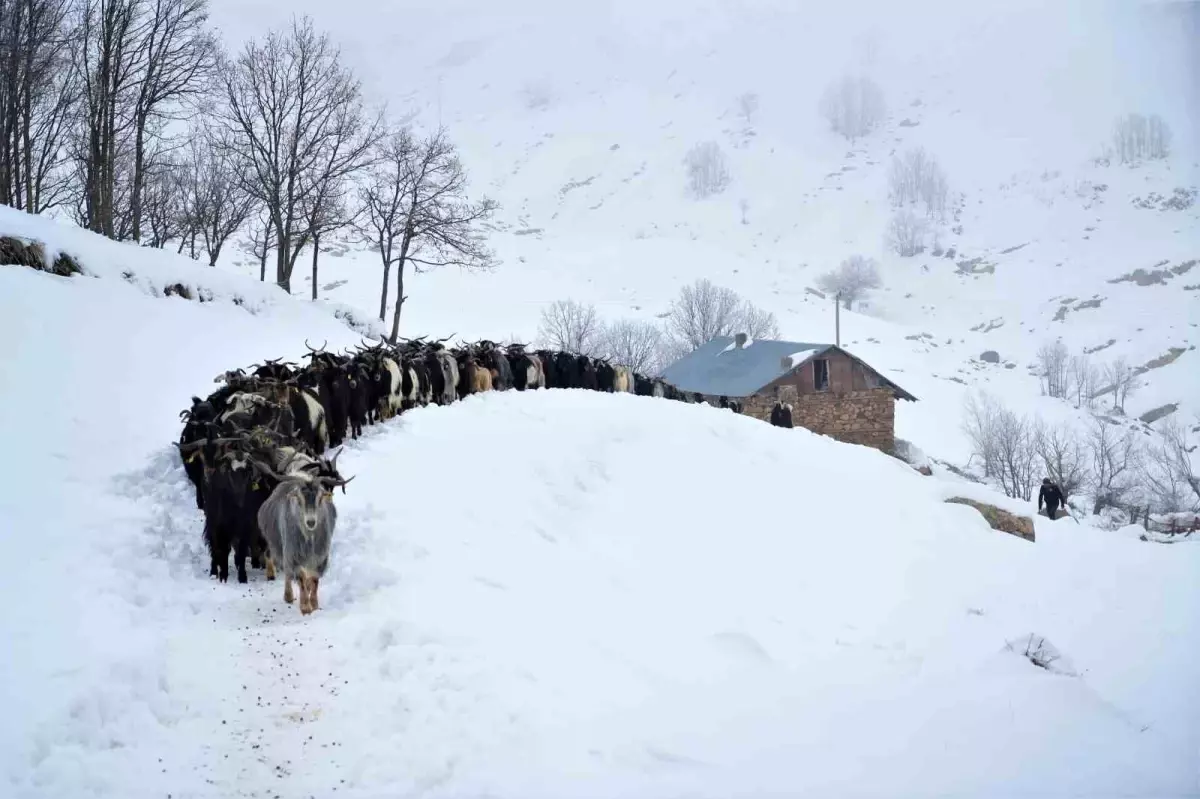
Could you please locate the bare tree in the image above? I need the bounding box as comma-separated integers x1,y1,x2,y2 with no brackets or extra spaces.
126,0,217,243
0,0,78,213
219,16,378,293
72,0,141,238
185,130,256,266
1068,354,1101,409
683,141,730,199
962,392,1038,499
537,299,602,354
1104,357,1137,413
239,205,275,282
736,91,759,124
666,278,778,352
600,318,669,375
886,209,928,257
819,74,885,141
141,152,186,248
1035,421,1089,503
1112,113,1171,164
1036,340,1070,399
888,146,948,218
737,299,780,340
1086,418,1140,515
816,255,881,309
1140,417,1200,513
352,126,495,340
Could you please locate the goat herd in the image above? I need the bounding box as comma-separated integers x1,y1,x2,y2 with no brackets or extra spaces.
176,337,707,615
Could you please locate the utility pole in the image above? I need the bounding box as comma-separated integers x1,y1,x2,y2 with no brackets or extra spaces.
835,292,841,347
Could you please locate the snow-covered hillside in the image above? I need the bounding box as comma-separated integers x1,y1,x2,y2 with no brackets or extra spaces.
201,0,1199,466
2,215,1200,797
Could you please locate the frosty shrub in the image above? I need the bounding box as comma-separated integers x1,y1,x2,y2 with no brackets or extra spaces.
737,92,760,124
600,319,670,375
684,141,731,199
1086,416,1140,514
819,74,885,141
815,255,881,309
537,299,602,355
666,279,778,353
962,392,1039,500
1104,357,1137,413
1035,422,1089,503
1112,113,1171,164
1036,340,1070,399
886,209,929,257
1139,417,1200,514
888,146,949,218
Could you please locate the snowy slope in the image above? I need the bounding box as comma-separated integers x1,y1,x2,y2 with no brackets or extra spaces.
201,0,1199,466
3,218,1200,796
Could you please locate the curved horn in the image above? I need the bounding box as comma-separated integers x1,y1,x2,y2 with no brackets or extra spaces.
250,459,289,484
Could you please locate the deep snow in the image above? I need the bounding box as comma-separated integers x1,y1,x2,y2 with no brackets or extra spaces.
3,235,1200,796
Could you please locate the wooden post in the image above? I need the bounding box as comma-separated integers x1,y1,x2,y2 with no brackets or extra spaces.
835,292,841,347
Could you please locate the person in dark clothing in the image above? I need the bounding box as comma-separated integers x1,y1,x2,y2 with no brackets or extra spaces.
1038,477,1065,519
769,401,784,427
779,402,794,429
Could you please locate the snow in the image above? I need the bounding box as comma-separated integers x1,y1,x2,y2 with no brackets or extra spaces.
3,220,1200,796
784,348,819,370
3,0,1199,793
188,0,1199,472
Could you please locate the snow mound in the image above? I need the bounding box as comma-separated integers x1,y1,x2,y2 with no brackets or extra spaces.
0,205,386,338
8,384,1200,796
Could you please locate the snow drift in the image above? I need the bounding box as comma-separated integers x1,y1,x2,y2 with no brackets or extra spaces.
2,215,1199,797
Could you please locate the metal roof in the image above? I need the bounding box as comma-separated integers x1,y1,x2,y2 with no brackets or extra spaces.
659,336,832,397
659,337,919,401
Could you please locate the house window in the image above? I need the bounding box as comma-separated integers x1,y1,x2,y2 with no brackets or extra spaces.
813,358,829,391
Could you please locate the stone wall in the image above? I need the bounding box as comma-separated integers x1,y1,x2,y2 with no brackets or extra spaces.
741,387,896,453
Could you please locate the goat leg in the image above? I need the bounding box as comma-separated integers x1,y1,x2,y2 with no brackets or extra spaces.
283,576,294,604
309,577,319,612
265,557,276,581
299,576,313,615
234,538,250,584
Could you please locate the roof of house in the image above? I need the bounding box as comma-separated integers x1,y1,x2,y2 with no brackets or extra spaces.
659,336,918,401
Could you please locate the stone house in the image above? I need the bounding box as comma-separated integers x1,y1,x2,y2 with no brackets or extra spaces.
659,334,917,452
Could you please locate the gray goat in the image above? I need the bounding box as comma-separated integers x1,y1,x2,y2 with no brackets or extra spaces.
255,464,350,614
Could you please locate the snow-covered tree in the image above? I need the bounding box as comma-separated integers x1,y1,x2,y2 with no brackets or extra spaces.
819,74,885,141
888,146,949,218
683,141,730,199
1113,113,1171,164
886,209,928,257
816,255,881,309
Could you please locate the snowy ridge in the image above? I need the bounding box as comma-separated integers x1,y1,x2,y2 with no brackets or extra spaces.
0,206,387,339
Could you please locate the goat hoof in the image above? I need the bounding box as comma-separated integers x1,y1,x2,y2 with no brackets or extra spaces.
237,572,248,584
267,574,275,582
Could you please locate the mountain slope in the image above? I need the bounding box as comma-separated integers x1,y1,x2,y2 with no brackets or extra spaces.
2,216,1199,797
204,0,1199,467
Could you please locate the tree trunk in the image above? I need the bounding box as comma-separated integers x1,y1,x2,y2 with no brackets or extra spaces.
388,263,406,343
273,217,290,291
311,233,320,300
259,248,267,281
130,114,146,242
378,261,390,321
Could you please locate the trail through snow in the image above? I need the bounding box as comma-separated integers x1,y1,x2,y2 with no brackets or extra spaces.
12,389,1196,798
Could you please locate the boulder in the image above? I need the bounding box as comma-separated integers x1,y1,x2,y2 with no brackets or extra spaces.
945,497,1035,541
979,350,1001,363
